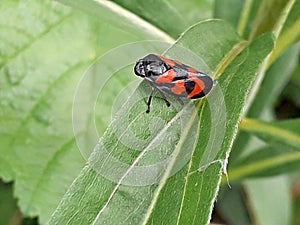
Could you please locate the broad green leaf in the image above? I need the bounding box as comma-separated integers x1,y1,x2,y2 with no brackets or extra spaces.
48,20,274,225
240,118,300,151
0,1,141,223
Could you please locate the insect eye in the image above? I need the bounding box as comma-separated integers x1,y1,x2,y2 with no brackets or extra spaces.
134,61,146,77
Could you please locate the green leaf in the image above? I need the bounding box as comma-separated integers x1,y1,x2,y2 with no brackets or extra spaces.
48,20,274,225
230,44,300,160
268,0,300,64
245,176,292,225
111,0,187,38
225,146,300,183
168,0,214,25
248,44,300,118
2,0,296,224
248,0,289,40
240,118,300,150
0,1,141,223
55,0,174,42
226,118,300,182
172,31,273,225
217,184,252,225
230,0,299,161
70,0,214,39
215,0,280,39
56,0,214,40
215,0,300,58
220,146,299,224
214,0,245,31
243,0,296,113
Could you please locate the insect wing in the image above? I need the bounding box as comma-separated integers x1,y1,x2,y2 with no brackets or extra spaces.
153,69,213,99
186,73,213,99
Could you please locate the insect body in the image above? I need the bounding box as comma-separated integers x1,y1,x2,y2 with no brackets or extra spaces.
134,54,213,113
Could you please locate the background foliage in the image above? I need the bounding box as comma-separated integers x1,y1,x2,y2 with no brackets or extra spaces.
0,0,299,225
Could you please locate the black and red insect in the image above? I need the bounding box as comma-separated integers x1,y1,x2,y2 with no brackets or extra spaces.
134,54,213,113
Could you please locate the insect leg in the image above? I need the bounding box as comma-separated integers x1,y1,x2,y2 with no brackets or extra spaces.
146,86,154,113
147,82,171,107
156,89,171,107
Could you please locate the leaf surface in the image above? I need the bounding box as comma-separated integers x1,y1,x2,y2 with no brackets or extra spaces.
48,20,274,225
0,1,140,223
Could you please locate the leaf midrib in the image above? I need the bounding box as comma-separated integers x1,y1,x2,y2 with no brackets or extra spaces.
91,104,192,224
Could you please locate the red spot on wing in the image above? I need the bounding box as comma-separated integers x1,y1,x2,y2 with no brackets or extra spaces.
171,80,186,95
187,74,205,98
155,69,176,84
157,55,176,67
